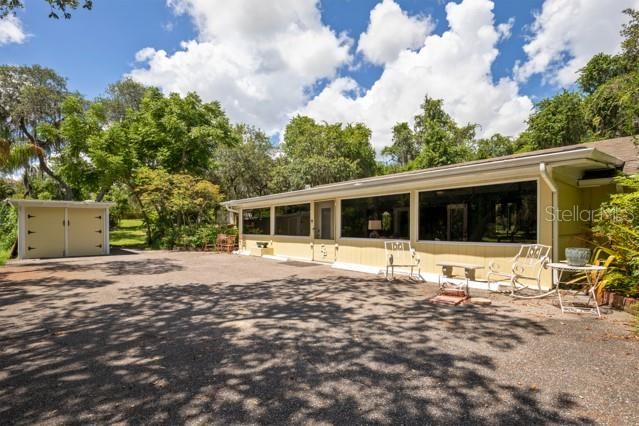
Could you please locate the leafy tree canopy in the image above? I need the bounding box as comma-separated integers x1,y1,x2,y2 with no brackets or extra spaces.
382,122,418,167
0,65,76,198
474,134,516,160
211,125,275,200
577,53,629,95
518,90,586,150
578,9,639,139
133,167,222,245
0,0,93,19
273,116,376,191
384,96,476,171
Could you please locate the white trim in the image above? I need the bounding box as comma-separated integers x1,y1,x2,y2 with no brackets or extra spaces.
271,235,311,240
339,190,411,202
540,163,559,262
415,240,525,247
338,237,408,243
269,206,275,236
8,199,115,209
64,208,69,257
335,199,341,240
410,190,418,244
104,208,110,255
243,234,272,238
414,176,539,194
18,206,26,259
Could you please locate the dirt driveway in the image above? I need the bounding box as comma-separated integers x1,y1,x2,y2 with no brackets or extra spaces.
0,251,637,425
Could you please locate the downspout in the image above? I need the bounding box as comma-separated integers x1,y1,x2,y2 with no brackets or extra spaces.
539,163,558,262
224,204,240,227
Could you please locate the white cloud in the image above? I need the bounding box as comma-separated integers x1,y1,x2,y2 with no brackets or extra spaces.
129,0,351,134
300,0,531,152
357,0,434,65
0,15,26,45
514,0,639,86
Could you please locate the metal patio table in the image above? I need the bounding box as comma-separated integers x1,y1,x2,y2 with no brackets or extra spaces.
547,262,607,317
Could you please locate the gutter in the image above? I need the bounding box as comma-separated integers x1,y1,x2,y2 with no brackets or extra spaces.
539,162,559,262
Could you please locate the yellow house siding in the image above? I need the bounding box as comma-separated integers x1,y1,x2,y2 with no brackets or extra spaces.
236,171,614,288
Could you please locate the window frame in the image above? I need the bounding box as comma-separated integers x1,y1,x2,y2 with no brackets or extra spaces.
339,191,412,240
416,178,540,246
241,207,272,236
274,203,311,237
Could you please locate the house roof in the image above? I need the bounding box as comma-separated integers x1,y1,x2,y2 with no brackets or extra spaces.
222,136,635,208
587,136,639,175
6,199,116,209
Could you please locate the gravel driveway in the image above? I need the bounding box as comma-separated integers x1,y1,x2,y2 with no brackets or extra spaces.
0,251,637,425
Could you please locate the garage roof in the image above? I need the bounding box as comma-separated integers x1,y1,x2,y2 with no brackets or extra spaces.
6,199,116,209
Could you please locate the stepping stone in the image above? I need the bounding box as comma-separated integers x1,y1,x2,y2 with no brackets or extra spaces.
441,288,467,298
430,294,466,305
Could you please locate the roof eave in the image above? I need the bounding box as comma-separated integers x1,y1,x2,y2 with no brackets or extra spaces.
222,146,621,207
6,199,117,209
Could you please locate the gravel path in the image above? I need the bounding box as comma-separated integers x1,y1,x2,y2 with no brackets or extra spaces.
0,251,637,425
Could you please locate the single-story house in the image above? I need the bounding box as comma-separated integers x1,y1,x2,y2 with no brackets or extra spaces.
222,136,638,287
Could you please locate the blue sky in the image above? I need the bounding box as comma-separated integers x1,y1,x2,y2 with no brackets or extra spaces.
0,0,633,149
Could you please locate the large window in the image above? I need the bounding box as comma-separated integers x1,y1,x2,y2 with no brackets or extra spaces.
275,204,310,236
341,193,410,239
418,181,537,243
242,208,270,235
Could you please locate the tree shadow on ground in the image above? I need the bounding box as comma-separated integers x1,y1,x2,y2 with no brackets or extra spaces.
0,273,595,425
1,257,184,278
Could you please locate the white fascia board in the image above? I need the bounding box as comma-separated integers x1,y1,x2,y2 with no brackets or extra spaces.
6,199,116,209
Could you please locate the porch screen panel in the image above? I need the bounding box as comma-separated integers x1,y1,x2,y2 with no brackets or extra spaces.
341,193,410,239
418,181,537,243
275,204,310,236
242,208,271,235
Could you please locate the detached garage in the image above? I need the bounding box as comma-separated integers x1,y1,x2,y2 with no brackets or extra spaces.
8,199,115,260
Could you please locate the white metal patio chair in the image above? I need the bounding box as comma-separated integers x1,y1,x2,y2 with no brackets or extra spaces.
384,241,421,281
487,244,551,298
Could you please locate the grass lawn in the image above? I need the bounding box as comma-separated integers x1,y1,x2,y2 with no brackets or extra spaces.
110,219,147,248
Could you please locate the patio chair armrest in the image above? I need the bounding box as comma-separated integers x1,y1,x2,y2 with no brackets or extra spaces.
410,248,421,265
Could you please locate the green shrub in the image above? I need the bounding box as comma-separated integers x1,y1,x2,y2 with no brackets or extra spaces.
0,203,17,264
157,224,239,250
592,174,639,297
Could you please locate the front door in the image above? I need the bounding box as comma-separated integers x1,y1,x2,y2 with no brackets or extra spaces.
313,201,336,262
